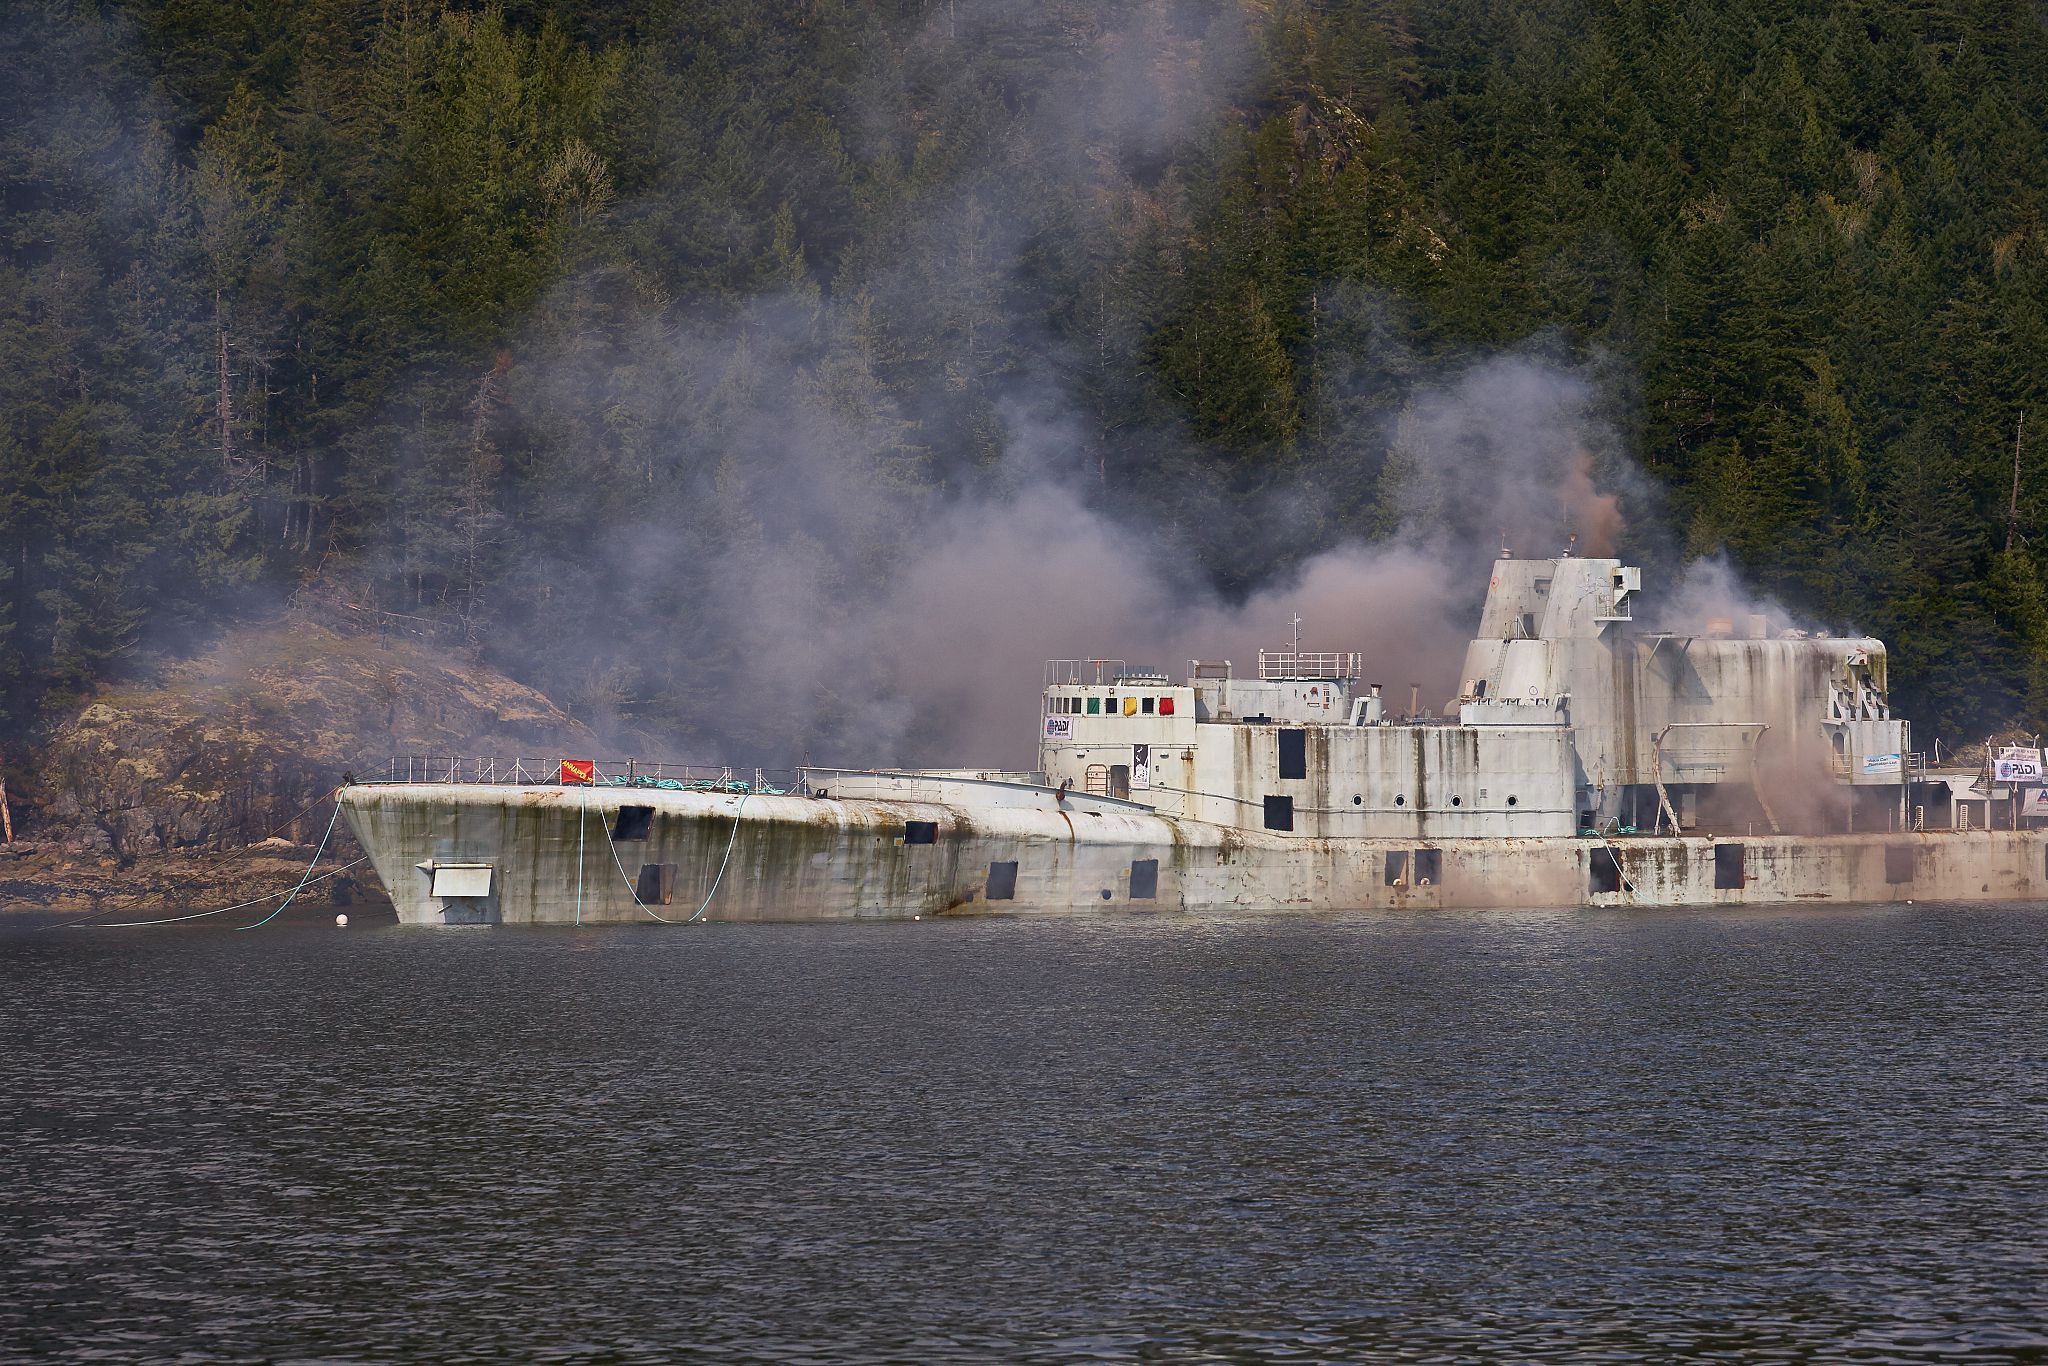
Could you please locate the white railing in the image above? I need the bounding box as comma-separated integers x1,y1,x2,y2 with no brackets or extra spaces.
1044,659,1127,687
370,756,806,794
1258,649,1362,681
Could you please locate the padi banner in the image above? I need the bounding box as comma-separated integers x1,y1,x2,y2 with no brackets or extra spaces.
1859,753,1902,777
1044,716,1073,740
2027,787,2048,816
1993,748,2043,784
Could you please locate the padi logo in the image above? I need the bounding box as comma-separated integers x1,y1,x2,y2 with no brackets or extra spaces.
1994,748,2043,783
1044,716,1073,740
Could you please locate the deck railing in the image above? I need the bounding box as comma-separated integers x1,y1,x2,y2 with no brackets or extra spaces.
371,756,807,794
1258,649,1362,681
1044,659,1128,687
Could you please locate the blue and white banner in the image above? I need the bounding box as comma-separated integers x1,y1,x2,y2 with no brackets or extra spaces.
1994,749,2043,783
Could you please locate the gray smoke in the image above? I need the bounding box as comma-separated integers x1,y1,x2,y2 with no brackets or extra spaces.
490,295,1650,767
364,2,1797,770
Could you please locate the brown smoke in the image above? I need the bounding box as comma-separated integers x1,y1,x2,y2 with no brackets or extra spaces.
1561,448,1625,557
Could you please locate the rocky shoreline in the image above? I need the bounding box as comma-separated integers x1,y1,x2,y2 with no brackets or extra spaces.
3,610,605,920
0,838,391,921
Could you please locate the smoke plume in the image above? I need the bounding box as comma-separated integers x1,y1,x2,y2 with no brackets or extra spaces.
349,2,1791,771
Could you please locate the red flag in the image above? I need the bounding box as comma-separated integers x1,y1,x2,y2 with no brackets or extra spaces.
559,759,595,786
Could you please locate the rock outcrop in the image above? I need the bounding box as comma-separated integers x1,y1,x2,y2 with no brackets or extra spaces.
23,614,600,861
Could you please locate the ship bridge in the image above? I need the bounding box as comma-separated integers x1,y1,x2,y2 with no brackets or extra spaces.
1035,554,1933,844
1036,646,1573,843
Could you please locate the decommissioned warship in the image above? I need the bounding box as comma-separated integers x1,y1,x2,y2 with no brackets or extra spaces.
340,553,2048,923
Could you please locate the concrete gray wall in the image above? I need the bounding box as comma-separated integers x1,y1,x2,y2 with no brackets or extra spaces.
342,782,2048,924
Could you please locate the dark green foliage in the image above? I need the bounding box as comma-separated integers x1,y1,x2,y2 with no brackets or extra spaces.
3,0,2046,750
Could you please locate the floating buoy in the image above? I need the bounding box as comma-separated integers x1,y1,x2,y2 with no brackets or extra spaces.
335,913,349,926
913,915,922,921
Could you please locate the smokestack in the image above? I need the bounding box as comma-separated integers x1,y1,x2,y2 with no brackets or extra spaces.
1409,683,1420,718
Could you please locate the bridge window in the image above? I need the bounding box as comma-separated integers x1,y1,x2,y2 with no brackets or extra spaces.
986,861,1018,900
1130,859,1158,899
1160,697,1175,716
612,806,654,841
1141,696,1155,714
904,820,937,845
1278,728,1307,780
1263,795,1294,831
1087,696,1101,715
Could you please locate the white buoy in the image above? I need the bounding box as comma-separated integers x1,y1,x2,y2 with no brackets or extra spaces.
335,913,349,926
913,915,921,921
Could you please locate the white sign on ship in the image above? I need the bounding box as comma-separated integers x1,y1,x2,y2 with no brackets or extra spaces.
1044,716,1072,740
1859,753,1902,776
1993,746,2043,783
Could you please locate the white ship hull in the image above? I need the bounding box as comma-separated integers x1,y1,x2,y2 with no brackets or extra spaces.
341,779,2048,925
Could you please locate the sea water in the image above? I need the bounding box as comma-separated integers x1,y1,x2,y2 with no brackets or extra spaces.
3,904,2045,1362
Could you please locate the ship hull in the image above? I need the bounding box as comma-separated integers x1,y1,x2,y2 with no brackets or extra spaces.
341,782,2048,925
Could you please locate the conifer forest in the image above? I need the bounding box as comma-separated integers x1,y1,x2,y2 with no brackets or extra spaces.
3,0,2046,761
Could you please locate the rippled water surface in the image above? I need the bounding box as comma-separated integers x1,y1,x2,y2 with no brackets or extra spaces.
4,904,2047,1363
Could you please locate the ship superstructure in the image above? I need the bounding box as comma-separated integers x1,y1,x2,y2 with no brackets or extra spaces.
1036,555,1914,842
340,555,2043,923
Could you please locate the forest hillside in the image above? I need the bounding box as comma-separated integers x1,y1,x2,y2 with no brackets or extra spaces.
4,0,2046,774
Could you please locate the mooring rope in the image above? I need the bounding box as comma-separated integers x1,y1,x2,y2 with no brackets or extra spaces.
72,790,358,930
81,856,369,928
237,795,345,930
1596,822,1639,905
60,783,352,923
575,785,586,927
687,792,749,923
592,791,750,925
599,808,679,924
